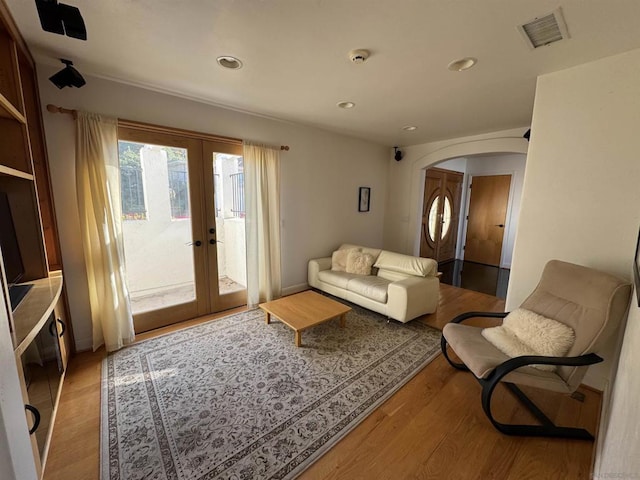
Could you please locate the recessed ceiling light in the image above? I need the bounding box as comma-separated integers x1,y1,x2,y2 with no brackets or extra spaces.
402,125,417,131
447,57,477,71
217,56,243,70
337,101,355,109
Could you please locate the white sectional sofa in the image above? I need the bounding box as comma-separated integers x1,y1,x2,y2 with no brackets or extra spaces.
308,244,440,323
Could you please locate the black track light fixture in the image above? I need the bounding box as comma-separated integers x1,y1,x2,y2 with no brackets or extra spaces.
35,0,87,40
394,146,403,161
49,59,86,89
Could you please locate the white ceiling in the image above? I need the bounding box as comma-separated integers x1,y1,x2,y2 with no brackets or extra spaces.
6,0,640,146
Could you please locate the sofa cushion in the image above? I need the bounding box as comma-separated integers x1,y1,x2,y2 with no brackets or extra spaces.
339,244,382,261
318,270,361,289
331,248,360,272
346,251,375,275
347,276,391,303
374,251,437,277
377,269,412,282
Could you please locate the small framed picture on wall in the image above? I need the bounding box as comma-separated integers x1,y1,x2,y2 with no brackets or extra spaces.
358,187,370,212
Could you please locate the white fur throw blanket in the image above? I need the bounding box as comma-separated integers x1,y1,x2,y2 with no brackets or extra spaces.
481,308,575,371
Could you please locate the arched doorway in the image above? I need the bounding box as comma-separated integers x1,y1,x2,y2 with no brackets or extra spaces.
407,138,529,298
425,153,526,298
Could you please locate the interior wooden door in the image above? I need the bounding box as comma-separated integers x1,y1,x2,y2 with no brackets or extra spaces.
464,174,511,266
420,167,463,263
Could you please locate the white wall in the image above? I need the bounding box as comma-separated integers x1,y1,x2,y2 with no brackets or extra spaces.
222,218,247,287
383,128,529,255
504,47,640,473
435,157,467,172
507,48,640,391
37,65,389,351
595,290,640,478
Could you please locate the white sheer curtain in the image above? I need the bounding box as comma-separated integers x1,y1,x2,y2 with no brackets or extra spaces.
243,143,282,307
76,112,135,351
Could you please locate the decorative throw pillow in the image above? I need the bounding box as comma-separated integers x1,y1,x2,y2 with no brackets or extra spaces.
345,250,375,275
481,308,575,372
331,248,360,272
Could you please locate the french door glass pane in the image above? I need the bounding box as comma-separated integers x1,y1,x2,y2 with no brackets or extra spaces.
118,141,196,314
213,153,246,295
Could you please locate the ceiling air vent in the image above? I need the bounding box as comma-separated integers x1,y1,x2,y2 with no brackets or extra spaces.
518,7,570,49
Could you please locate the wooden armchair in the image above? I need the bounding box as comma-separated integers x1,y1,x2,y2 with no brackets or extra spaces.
440,260,631,439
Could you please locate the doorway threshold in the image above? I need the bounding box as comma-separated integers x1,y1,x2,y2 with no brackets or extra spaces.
439,260,509,299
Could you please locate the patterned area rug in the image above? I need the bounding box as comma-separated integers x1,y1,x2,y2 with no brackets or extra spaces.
101,299,441,480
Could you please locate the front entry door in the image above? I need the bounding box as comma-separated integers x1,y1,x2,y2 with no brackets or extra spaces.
420,167,464,262
464,174,511,267
117,128,246,332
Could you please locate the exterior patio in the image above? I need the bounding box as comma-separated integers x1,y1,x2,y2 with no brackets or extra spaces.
120,143,246,314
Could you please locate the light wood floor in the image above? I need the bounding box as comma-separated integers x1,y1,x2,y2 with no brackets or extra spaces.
43,285,600,480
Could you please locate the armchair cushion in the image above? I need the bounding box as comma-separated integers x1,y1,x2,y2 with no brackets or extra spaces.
443,322,574,393
481,308,575,371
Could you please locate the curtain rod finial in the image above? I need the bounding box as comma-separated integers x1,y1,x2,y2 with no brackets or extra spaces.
46,103,78,119
280,145,290,151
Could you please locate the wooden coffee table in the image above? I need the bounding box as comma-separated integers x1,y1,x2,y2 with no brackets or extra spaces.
259,290,351,347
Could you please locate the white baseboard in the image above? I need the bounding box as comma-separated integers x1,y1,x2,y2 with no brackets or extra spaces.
592,379,610,477
77,286,310,351
75,336,93,353
282,283,309,296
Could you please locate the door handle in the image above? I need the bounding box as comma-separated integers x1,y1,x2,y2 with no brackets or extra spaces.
25,405,40,435
58,319,66,336
49,318,66,337
494,224,505,228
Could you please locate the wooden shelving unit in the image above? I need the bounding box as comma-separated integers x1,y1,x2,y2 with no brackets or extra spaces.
0,91,26,122
0,163,33,179
0,4,72,478
13,274,63,355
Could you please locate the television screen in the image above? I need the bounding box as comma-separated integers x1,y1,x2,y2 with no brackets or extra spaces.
0,191,25,285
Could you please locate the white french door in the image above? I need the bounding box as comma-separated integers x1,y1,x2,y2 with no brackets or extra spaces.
117,127,246,332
